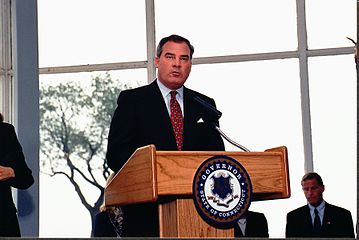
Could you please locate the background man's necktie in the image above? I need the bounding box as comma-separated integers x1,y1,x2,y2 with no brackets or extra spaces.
313,208,321,236
170,91,183,150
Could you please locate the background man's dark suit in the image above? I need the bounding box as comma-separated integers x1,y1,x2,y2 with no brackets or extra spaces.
0,122,34,237
286,202,355,238
106,80,225,236
234,211,269,238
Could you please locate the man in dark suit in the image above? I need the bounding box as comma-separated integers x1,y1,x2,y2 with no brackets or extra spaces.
0,114,34,237
286,172,354,238
106,34,225,237
234,210,269,238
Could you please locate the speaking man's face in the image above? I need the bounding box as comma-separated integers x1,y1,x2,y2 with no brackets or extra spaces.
155,41,192,90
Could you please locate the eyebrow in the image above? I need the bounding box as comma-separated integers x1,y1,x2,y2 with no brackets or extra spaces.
164,52,189,58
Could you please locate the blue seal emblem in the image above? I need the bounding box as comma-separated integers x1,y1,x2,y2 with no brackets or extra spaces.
192,155,252,228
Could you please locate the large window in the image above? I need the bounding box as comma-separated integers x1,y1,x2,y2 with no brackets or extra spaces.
155,0,298,55
309,55,356,213
38,0,147,66
34,0,357,238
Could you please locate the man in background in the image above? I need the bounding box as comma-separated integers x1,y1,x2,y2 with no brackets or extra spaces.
234,210,269,237
286,172,354,238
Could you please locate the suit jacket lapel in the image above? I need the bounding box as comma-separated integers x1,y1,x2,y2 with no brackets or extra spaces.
303,205,316,235
183,87,201,149
322,203,334,230
245,212,260,236
233,220,244,237
148,80,170,121
148,81,177,148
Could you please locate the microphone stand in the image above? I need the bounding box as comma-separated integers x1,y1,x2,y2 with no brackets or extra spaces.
191,93,250,152
214,125,250,152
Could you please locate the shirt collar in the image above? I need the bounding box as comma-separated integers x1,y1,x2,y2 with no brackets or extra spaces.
237,218,247,225
156,79,184,99
308,200,325,216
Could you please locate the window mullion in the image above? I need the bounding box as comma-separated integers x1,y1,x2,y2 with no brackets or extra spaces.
296,0,313,172
0,0,13,122
145,0,156,83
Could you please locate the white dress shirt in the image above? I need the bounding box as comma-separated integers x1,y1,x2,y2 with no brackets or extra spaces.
308,200,325,225
237,218,247,236
156,79,184,116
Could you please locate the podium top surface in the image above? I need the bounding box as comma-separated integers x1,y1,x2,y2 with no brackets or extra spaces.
105,145,290,206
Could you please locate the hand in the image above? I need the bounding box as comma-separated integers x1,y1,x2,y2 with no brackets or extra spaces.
0,165,15,181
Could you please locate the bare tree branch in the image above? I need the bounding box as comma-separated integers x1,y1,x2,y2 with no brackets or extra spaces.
39,73,138,235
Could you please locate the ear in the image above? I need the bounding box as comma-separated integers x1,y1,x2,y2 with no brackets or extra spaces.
154,56,159,67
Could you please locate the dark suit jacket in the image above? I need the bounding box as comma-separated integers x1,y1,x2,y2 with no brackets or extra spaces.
106,80,225,237
234,211,269,238
0,122,34,237
286,202,355,238
93,211,117,237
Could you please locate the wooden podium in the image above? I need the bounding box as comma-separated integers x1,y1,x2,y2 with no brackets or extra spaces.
105,144,290,238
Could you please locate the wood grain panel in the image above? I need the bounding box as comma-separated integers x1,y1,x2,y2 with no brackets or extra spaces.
159,199,234,238
156,147,290,200
105,145,157,206
105,145,290,204
105,145,290,237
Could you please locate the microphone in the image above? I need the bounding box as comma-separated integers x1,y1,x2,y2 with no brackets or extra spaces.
192,94,222,123
190,93,250,152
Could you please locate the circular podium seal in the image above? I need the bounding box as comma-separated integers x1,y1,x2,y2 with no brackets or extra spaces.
192,155,252,228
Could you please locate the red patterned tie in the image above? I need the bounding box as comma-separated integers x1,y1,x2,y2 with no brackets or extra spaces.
170,91,183,150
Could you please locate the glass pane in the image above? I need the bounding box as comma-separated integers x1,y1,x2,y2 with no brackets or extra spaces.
306,0,356,49
186,59,303,238
155,0,297,56
39,69,147,237
38,0,146,67
308,55,357,226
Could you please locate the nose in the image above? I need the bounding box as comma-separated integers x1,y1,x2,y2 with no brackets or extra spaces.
173,57,181,67
306,189,313,196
